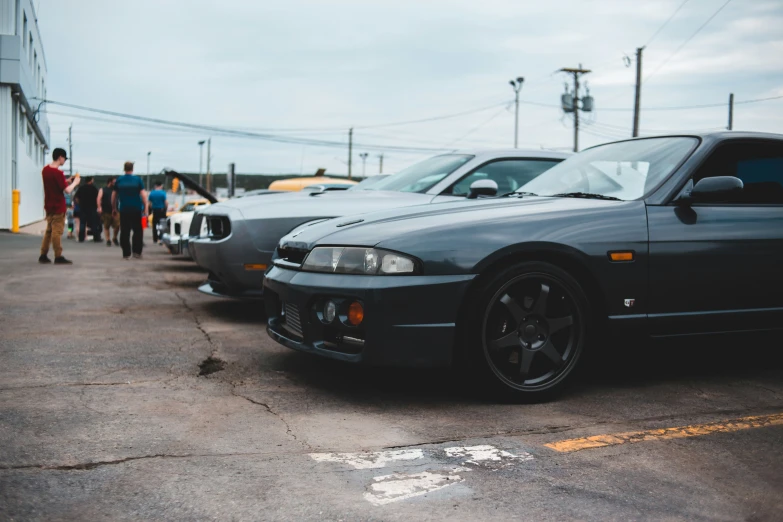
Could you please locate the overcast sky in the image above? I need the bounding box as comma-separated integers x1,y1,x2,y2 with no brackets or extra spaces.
36,0,783,176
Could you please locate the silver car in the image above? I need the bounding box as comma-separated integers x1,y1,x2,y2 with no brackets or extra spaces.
190,150,569,298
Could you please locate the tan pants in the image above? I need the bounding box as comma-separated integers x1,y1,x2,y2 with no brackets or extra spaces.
41,213,66,258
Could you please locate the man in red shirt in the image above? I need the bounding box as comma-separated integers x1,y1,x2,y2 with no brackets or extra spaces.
40,148,81,264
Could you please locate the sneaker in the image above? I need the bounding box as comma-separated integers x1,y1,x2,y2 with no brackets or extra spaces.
54,256,73,265
113,238,120,246
132,253,142,259
123,256,131,260
106,240,112,247
38,255,52,264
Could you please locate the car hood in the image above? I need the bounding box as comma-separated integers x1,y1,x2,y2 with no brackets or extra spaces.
202,189,434,220
281,196,633,252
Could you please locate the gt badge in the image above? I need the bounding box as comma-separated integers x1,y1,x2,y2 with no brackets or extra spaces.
624,298,635,308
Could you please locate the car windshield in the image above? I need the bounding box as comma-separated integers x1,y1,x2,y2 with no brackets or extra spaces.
520,137,699,200
365,154,473,193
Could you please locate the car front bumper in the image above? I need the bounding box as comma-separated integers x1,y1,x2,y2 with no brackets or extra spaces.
263,266,475,367
190,220,273,299
162,233,188,256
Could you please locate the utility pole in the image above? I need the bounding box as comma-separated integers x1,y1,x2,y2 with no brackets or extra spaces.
146,151,151,191
198,140,206,187
728,93,734,130
206,137,212,193
359,152,368,177
378,153,384,174
67,124,73,177
559,65,591,152
632,47,644,137
347,128,353,179
509,77,524,148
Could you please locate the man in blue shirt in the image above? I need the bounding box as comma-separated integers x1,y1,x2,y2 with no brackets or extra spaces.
147,181,168,245
112,161,148,259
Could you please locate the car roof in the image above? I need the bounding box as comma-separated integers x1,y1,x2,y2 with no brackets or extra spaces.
447,149,572,160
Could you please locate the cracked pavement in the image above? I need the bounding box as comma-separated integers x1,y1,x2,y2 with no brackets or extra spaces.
1,232,782,520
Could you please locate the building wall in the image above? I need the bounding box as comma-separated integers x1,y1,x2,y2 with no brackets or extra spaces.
0,0,49,228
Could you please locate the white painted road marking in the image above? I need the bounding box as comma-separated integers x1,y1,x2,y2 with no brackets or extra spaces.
444,444,534,466
309,448,424,469
363,470,464,506
310,443,535,506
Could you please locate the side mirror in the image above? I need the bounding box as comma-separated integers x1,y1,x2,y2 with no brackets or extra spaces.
687,176,744,203
467,179,498,199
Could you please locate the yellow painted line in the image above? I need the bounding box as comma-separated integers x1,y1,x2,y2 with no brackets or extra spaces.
544,412,783,453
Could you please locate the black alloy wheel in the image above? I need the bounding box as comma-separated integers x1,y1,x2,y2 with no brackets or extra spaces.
466,261,589,401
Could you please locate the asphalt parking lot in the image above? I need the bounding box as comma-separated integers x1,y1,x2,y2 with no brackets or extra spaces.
1,232,782,521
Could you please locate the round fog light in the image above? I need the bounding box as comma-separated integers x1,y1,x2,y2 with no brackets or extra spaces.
324,301,337,323
347,301,364,326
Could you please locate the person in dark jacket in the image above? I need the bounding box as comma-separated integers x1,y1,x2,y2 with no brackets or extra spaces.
75,177,101,242
97,177,120,247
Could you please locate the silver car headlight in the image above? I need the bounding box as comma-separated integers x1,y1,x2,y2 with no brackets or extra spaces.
302,247,419,275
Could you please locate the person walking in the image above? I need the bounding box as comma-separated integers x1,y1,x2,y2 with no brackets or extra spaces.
40,148,81,264
75,176,101,243
147,181,167,245
112,161,148,260
97,177,120,247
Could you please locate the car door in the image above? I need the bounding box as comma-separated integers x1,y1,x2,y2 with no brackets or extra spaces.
647,140,783,335
429,158,561,203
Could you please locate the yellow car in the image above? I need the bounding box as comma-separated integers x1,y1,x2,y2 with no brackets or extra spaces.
166,198,211,217
268,169,357,191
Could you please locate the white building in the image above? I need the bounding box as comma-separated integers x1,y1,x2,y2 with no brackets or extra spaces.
0,0,50,229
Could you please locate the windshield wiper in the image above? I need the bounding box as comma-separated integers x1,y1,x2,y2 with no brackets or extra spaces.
501,191,538,198
551,192,622,201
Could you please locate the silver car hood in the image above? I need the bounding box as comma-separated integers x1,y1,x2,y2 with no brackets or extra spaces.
230,190,433,220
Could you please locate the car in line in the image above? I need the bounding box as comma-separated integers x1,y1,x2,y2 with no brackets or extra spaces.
263,132,783,401
190,150,569,299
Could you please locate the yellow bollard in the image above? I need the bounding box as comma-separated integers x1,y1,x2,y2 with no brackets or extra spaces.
11,190,21,233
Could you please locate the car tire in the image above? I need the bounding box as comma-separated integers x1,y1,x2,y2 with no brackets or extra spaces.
461,261,590,402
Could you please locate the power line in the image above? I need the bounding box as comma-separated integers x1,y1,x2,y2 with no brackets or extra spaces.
644,0,733,83
42,100,453,154
644,0,691,47
597,94,783,112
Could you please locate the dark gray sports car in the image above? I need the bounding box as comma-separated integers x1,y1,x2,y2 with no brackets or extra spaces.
264,132,783,401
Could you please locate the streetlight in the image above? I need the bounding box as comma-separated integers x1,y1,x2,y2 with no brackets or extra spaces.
509,76,524,148
359,152,369,177
198,140,206,187
146,151,151,190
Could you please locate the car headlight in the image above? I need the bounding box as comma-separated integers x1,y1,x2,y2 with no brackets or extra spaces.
302,247,418,275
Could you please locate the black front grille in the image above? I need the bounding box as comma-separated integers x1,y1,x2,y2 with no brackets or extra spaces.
277,246,308,266
206,215,232,240
189,212,204,237
282,302,303,338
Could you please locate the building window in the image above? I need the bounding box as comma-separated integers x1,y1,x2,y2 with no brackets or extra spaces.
37,65,41,94
26,123,33,157
22,13,28,47
34,137,40,164
18,108,25,144
34,51,37,77
29,35,33,65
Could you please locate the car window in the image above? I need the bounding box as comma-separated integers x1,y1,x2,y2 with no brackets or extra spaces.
693,142,783,204
523,137,698,200
368,154,473,193
181,203,194,212
445,159,561,196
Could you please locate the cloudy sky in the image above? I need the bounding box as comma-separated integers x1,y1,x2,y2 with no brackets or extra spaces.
36,0,783,176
